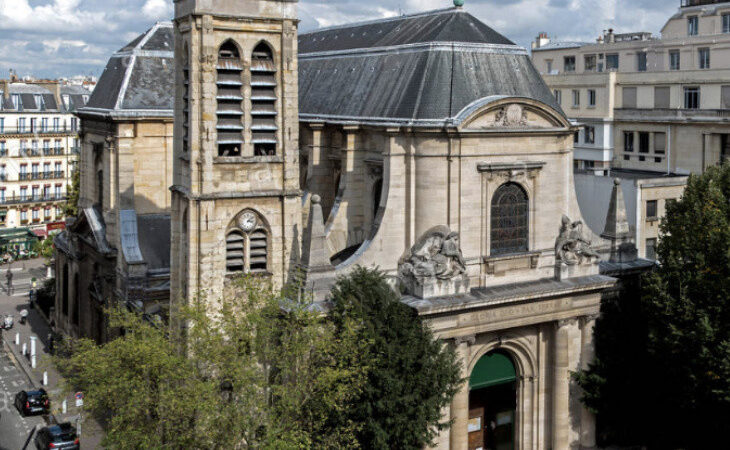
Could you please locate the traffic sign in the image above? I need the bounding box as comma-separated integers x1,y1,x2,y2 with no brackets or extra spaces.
75,392,84,407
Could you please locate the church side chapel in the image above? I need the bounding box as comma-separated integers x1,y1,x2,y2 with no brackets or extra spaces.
46,1,645,449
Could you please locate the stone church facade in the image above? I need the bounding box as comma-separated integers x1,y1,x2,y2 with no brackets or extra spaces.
57,1,654,448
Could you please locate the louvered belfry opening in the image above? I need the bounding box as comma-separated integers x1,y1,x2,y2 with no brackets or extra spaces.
182,49,190,153
249,230,268,272
226,231,246,273
251,43,277,156
216,41,244,157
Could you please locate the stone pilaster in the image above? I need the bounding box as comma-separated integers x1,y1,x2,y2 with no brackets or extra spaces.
553,318,574,450
579,314,599,449
450,335,474,450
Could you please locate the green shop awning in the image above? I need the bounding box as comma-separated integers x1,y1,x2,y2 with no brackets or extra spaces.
470,351,516,390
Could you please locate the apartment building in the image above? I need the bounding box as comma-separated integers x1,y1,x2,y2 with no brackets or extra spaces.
532,0,730,175
0,80,89,236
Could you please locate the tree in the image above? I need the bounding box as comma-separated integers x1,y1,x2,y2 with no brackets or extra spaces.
55,275,369,449
32,236,54,261
329,267,463,449
64,169,80,218
576,163,730,448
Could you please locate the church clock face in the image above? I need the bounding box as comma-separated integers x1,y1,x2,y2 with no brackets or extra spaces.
239,212,257,231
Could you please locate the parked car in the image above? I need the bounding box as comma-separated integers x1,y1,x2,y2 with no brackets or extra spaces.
14,389,49,416
34,423,79,450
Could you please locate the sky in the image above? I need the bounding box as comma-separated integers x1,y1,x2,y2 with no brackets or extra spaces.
0,0,679,80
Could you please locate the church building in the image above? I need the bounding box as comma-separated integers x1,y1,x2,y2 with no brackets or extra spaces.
57,1,654,448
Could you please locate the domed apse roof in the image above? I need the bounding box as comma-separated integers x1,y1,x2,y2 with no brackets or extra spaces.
299,7,565,127
81,22,174,120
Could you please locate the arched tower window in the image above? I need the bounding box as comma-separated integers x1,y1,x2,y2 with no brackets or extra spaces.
250,42,277,156
182,43,190,154
62,264,69,316
491,183,529,255
216,40,244,156
226,210,269,274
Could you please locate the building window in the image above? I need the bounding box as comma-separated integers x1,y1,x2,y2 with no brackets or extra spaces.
97,170,103,206
572,90,580,107
688,15,698,36
564,56,576,72
669,50,680,70
251,42,277,156
70,118,78,131
655,86,671,109
637,52,647,72
53,118,59,132
546,60,553,73
0,141,5,157
0,118,3,133
490,183,529,256
622,87,637,108
722,86,730,110
639,132,650,153
698,48,710,69
585,126,595,144
574,131,579,144
624,131,634,152
684,87,700,109
606,53,619,70
647,200,658,220
226,210,269,274
216,40,244,157
654,132,666,154
584,54,597,72
724,13,730,33
182,44,190,154
554,89,561,104
20,210,27,222
646,238,657,260
588,89,596,107
11,95,20,110
18,118,26,133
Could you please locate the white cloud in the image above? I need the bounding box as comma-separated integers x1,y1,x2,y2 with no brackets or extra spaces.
0,0,109,33
142,0,173,20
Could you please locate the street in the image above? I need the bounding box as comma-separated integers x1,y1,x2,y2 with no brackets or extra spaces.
0,259,49,450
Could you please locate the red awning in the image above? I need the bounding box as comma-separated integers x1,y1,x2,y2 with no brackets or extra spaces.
32,228,47,238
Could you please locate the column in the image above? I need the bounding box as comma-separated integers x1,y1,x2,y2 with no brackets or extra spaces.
553,319,573,450
450,335,474,450
579,315,599,449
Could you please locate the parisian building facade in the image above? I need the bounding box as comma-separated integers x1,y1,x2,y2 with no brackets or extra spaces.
0,80,89,237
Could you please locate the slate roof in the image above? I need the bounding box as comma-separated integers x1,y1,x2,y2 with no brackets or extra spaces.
0,83,88,113
531,41,589,52
299,7,564,127
80,22,174,120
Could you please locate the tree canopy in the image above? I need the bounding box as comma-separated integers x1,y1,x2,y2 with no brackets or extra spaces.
576,163,730,448
55,268,462,449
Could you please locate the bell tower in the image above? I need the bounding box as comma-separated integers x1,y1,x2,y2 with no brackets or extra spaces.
171,0,301,307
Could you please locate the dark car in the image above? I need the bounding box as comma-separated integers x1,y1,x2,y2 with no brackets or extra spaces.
34,423,79,450
14,389,49,416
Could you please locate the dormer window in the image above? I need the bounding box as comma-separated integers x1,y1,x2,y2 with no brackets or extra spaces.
62,95,70,110
216,40,244,157
34,95,45,110
11,94,20,110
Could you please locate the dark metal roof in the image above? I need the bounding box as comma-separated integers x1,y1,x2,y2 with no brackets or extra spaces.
81,22,174,120
299,8,564,126
298,7,514,54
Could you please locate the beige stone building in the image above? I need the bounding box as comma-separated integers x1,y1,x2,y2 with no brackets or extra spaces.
167,1,658,449
54,1,658,448
54,22,174,341
531,0,730,174
0,80,88,236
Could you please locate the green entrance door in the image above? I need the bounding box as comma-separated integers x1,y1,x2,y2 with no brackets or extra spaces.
468,351,516,450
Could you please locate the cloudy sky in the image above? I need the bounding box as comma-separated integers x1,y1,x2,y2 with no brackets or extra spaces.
0,0,678,79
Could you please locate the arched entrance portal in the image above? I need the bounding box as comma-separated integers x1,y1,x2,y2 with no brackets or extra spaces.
468,350,517,450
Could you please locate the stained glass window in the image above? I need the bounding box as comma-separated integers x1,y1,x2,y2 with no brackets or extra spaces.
491,183,529,255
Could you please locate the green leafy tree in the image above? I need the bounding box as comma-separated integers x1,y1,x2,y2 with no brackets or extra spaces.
32,236,55,261
329,267,463,449
55,275,369,449
576,164,730,448
64,169,80,218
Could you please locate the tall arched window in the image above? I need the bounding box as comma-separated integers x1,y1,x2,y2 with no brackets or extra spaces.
250,42,277,156
491,183,529,255
72,273,80,326
62,264,69,316
216,40,244,156
226,210,269,274
182,43,190,154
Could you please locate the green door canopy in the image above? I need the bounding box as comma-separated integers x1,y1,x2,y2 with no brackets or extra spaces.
470,351,516,390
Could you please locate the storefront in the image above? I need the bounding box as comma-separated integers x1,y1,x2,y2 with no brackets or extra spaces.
0,227,40,258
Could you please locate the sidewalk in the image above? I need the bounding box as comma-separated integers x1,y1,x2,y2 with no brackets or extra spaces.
1,294,104,448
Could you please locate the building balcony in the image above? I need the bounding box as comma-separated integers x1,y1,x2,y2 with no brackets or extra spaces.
70,146,80,155
0,126,78,136
615,108,730,122
0,194,67,206
681,0,723,7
